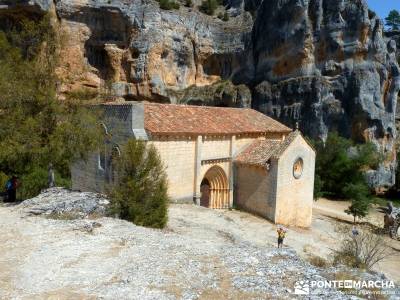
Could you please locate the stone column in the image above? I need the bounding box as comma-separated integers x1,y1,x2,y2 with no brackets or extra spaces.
228,135,236,207
193,135,202,205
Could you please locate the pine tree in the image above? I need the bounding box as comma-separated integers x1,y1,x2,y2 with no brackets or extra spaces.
344,183,371,223
385,10,400,31
109,139,169,229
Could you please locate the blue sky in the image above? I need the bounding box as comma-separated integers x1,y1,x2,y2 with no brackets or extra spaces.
367,0,400,20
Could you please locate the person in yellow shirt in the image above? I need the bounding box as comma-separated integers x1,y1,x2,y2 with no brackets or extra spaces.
277,226,286,248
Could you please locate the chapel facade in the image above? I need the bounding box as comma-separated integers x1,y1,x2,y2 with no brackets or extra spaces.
71,102,316,227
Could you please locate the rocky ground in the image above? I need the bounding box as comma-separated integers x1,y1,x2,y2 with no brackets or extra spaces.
0,188,399,299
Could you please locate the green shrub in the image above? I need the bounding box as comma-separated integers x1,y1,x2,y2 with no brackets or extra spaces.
185,0,193,7
109,139,169,229
0,172,7,192
18,167,71,200
200,0,218,15
159,0,180,10
18,167,48,200
218,11,229,21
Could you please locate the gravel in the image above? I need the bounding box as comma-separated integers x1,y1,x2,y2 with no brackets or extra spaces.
0,189,398,299
21,187,109,218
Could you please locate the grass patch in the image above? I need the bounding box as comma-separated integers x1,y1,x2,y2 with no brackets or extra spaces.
372,196,400,208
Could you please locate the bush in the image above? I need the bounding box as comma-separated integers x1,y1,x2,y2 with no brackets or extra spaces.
200,0,218,15
333,225,396,270
18,167,71,200
185,0,193,7
222,12,229,21
307,255,330,268
159,0,180,10
108,139,169,229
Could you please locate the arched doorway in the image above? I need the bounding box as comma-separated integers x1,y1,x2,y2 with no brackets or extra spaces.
200,166,229,209
200,178,210,207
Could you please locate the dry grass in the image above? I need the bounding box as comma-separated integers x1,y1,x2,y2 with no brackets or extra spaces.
307,254,330,268
46,212,81,220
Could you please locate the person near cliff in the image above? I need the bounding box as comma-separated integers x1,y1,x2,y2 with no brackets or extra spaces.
277,226,287,248
48,163,55,188
5,176,18,202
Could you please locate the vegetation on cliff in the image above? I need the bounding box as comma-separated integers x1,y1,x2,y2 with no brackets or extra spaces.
0,15,100,199
313,133,381,221
158,0,180,10
199,0,222,15
385,10,400,31
108,139,169,229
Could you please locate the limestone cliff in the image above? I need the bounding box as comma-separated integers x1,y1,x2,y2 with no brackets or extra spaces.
0,0,399,187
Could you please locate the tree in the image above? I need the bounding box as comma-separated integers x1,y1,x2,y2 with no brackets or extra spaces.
0,16,101,199
385,10,400,31
108,139,169,229
313,132,380,199
343,183,371,223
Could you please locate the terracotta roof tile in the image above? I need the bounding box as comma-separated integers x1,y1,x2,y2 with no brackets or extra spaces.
143,103,291,135
235,131,302,167
235,139,282,166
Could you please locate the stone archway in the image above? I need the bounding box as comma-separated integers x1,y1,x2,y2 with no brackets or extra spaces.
201,166,229,209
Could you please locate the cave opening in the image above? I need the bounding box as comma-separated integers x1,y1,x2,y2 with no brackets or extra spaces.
85,45,110,80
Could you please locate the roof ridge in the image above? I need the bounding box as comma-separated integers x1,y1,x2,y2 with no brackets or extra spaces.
144,102,254,111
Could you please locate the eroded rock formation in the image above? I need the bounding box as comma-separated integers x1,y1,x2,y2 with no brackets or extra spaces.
0,0,399,187
250,0,400,187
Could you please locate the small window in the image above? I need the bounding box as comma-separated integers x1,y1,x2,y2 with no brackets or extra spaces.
293,157,304,179
108,145,121,182
98,123,109,171
98,146,106,171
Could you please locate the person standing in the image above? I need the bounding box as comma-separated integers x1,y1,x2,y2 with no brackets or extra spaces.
277,226,286,248
48,163,55,188
5,176,18,202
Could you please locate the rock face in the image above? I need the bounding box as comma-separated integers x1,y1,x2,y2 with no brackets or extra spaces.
250,0,400,187
0,0,399,186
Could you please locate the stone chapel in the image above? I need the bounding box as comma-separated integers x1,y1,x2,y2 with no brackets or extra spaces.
71,102,316,227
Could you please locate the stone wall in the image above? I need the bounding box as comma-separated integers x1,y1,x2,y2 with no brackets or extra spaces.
201,137,231,160
234,163,278,222
275,136,315,228
150,139,196,202
71,153,107,193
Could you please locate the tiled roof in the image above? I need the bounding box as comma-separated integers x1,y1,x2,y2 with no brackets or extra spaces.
143,103,291,135
235,131,301,167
